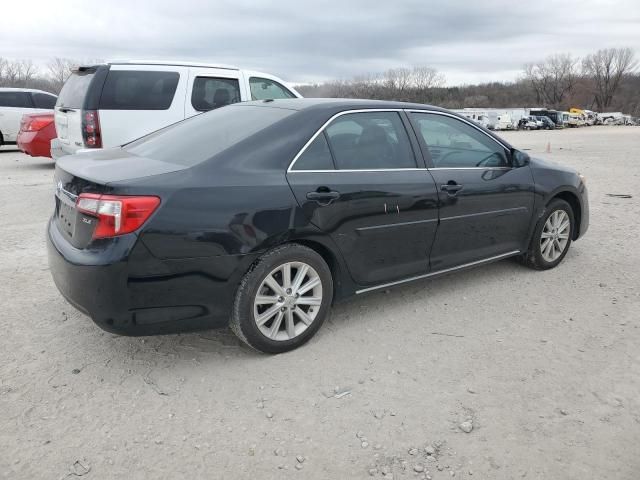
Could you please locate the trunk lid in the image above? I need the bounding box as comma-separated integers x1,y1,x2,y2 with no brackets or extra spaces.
53,148,189,248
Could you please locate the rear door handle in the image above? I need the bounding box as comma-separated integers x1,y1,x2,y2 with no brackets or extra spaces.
306,189,341,204
441,183,463,194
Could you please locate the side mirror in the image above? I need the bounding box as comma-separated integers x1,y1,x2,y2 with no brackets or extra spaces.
511,149,530,167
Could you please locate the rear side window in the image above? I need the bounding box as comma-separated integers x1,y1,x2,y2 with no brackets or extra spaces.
0,92,33,108
191,77,241,111
324,112,416,170
33,93,57,109
125,105,294,166
293,133,334,170
57,71,95,109
250,77,296,100
99,71,179,110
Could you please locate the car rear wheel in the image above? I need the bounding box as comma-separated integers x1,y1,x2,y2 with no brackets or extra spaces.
231,244,333,353
522,198,574,270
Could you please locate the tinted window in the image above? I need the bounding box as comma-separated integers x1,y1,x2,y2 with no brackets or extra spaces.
33,93,57,109
410,113,509,168
293,133,334,170
125,105,294,166
57,71,95,109
324,112,416,170
99,71,179,110
191,77,241,111
250,77,295,100
0,92,33,108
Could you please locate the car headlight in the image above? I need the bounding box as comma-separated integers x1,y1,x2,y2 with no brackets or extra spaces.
578,173,587,185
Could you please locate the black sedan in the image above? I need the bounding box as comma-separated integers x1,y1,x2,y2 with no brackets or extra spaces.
48,99,589,353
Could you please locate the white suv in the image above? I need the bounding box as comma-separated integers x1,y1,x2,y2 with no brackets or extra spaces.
52,60,302,160
0,88,57,146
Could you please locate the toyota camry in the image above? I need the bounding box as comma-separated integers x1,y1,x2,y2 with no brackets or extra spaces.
47,99,589,353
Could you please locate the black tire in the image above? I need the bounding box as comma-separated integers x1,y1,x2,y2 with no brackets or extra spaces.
230,244,333,354
0,131,4,147
521,198,574,270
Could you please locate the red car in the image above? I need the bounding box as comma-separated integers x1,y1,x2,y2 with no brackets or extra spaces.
17,113,56,158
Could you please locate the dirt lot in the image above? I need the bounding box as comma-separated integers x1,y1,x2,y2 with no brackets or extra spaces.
1,126,639,480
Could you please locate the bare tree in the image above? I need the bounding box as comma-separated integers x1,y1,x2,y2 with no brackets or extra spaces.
524,53,578,108
582,47,637,110
383,67,413,98
412,66,445,90
47,57,77,92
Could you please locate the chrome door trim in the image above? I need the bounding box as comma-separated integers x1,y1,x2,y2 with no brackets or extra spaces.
355,250,520,294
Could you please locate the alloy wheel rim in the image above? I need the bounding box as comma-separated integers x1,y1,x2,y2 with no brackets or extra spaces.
540,210,570,262
253,262,323,341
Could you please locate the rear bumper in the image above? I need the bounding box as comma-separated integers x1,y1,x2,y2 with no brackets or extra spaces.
17,130,53,158
50,138,66,161
47,218,254,335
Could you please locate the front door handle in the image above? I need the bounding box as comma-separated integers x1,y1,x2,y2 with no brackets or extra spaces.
441,182,463,194
306,189,341,204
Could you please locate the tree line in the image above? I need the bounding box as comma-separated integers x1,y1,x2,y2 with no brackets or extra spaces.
297,47,639,115
1,48,638,115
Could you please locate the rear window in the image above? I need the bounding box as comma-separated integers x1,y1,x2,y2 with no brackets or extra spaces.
124,105,294,166
57,71,95,109
0,92,33,108
99,71,179,110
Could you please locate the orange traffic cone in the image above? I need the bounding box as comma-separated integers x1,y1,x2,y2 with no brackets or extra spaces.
545,142,551,153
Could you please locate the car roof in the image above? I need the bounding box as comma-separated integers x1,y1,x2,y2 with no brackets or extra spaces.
105,59,239,70
231,98,515,151
0,87,55,94
236,97,452,113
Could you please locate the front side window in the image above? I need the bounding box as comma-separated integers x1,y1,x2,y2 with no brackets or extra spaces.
99,71,179,110
324,112,416,170
191,77,241,111
0,92,33,108
410,113,509,168
33,93,57,109
249,77,295,100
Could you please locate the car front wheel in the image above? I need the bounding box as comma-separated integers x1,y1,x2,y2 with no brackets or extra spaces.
230,244,333,353
522,198,574,270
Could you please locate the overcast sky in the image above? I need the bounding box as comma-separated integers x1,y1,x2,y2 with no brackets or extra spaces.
2,0,639,85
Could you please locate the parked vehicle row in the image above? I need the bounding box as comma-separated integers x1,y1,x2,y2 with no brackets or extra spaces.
454,107,638,130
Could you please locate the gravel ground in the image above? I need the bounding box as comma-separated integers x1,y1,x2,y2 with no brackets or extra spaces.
1,126,639,480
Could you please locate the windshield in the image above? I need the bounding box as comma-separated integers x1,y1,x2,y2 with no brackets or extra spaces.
124,105,295,166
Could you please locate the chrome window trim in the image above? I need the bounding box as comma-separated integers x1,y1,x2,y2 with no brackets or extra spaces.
406,109,512,153
287,108,416,173
288,168,428,173
287,108,514,174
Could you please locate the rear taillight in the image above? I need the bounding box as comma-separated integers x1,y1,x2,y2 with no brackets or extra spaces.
81,110,102,148
21,115,53,132
76,194,160,239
